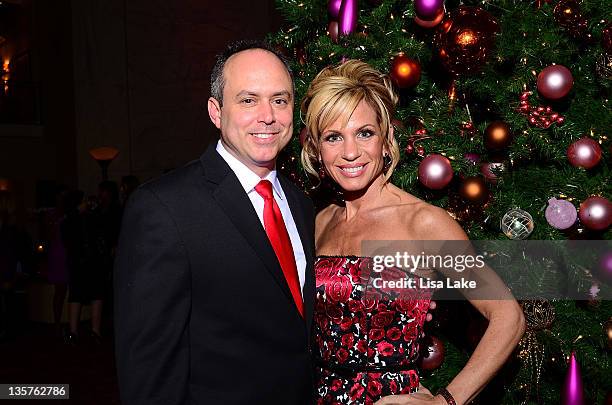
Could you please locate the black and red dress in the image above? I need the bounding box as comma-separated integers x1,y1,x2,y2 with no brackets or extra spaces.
314,256,433,405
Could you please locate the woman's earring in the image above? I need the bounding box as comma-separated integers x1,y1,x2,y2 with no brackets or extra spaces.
383,153,392,170
318,159,326,179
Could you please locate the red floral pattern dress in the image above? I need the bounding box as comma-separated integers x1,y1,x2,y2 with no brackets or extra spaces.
314,256,433,405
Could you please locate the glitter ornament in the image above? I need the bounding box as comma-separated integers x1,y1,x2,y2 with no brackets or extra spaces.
434,6,499,75
545,198,577,230
501,208,534,240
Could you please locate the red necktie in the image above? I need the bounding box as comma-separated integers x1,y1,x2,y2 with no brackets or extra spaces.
255,180,304,317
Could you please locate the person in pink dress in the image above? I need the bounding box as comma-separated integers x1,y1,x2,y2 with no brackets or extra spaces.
300,60,525,405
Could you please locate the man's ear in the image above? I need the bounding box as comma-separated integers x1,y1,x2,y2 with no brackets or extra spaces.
207,97,222,129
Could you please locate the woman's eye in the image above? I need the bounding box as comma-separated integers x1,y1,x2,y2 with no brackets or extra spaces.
324,134,342,142
357,130,374,138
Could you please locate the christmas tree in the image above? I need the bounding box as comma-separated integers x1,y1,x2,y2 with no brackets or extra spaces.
271,0,612,403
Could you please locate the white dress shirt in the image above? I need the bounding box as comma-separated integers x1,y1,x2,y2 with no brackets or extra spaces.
216,140,306,291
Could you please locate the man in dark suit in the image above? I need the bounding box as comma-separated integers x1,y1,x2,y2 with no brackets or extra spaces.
114,40,315,405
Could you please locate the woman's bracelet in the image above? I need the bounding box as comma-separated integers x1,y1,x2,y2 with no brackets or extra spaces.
436,387,457,405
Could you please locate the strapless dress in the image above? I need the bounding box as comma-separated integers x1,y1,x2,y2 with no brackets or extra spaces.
313,256,434,405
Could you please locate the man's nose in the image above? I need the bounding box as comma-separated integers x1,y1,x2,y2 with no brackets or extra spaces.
257,101,275,125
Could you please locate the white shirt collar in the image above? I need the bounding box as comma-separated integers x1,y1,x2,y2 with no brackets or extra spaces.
216,140,285,200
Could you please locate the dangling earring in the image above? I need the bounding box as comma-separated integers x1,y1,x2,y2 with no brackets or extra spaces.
383,153,392,171
318,158,326,179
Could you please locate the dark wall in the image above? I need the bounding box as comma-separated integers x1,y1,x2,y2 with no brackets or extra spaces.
0,0,283,228
0,0,76,231
73,0,283,192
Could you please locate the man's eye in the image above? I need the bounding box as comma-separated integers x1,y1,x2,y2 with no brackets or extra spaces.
274,98,288,105
241,98,254,104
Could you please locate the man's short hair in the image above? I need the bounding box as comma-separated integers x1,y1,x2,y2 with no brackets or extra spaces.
210,39,294,105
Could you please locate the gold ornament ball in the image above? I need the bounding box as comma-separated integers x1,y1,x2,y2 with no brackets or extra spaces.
459,176,489,204
484,121,512,151
390,54,422,89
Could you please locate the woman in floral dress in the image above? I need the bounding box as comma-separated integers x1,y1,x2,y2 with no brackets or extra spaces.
300,60,525,405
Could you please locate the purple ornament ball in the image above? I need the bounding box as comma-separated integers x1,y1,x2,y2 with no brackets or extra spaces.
545,198,577,230
328,0,343,20
579,196,612,231
537,65,574,101
597,251,612,285
418,154,453,190
414,0,444,20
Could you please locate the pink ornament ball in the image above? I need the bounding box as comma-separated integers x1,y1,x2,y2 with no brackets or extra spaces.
545,198,577,230
418,154,453,190
579,196,612,231
537,65,574,101
567,137,602,169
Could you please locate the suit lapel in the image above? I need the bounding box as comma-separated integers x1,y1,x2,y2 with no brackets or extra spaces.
200,146,296,309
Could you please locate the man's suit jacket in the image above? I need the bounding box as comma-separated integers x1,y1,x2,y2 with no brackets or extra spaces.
114,144,316,405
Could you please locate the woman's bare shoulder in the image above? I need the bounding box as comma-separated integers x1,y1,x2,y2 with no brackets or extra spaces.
406,202,468,240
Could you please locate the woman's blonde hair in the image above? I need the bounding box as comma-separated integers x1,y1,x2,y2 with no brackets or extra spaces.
300,59,400,183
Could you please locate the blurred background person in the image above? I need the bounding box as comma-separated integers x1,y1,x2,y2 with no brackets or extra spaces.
120,175,140,208
66,182,121,344
43,185,69,337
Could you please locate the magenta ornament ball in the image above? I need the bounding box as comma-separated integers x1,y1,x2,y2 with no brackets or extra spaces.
578,196,612,231
537,65,574,100
463,152,480,164
545,198,577,230
328,20,339,43
328,0,343,19
338,0,358,36
561,352,585,405
414,0,444,20
567,137,602,169
418,154,453,190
